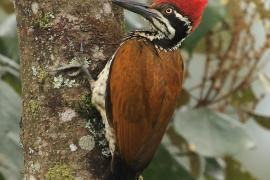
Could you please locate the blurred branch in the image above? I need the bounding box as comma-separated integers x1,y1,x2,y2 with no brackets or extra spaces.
0,53,20,71
258,73,270,93
247,0,270,19
193,0,270,112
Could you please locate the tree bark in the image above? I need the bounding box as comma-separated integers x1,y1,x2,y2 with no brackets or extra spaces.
15,0,123,179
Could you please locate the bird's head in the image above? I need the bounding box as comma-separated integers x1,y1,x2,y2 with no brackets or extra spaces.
113,0,208,51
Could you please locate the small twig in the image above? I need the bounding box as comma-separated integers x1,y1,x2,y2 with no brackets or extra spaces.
198,33,212,101
195,1,270,109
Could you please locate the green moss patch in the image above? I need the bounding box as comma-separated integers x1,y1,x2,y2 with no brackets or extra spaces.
45,164,74,180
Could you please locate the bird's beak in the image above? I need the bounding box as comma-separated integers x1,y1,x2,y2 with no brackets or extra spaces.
112,0,159,21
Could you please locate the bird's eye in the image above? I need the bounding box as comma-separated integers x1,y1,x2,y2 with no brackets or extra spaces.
165,8,173,14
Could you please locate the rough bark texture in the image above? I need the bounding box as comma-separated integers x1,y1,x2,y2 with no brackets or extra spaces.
15,0,123,179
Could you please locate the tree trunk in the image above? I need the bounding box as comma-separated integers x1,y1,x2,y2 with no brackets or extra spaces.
15,0,123,179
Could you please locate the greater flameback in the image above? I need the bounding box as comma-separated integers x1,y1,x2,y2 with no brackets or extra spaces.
103,0,207,179
54,0,208,179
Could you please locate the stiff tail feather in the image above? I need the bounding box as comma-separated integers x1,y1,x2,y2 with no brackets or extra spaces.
103,156,139,180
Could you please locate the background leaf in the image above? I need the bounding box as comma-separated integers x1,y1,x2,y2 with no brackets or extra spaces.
0,14,19,60
173,108,255,157
225,157,258,180
143,145,194,180
244,110,270,130
231,88,257,109
0,80,22,180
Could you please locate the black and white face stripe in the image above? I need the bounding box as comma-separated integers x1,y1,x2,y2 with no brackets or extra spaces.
127,4,192,51
152,9,192,51
150,9,176,40
174,11,192,35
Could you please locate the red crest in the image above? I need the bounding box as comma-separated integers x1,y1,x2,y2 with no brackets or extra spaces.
152,0,208,30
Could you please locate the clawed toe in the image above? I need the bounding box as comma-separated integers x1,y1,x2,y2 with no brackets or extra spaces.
50,64,84,77
50,63,94,86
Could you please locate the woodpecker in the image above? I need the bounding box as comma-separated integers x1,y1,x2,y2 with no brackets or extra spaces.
54,0,207,179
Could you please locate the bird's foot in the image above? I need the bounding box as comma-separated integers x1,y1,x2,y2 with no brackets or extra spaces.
51,63,84,77
50,63,94,85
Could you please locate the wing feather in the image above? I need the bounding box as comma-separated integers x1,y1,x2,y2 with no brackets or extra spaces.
107,39,184,170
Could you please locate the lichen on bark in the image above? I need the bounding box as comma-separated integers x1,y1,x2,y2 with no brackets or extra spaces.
15,0,123,179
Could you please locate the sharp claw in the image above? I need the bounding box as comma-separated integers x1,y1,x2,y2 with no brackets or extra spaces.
67,69,82,77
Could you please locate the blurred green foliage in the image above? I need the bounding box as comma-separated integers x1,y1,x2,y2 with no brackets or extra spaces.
224,157,257,180
0,174,4,180
183,5,225,54
0,1,22,179
143,145,194,180
0,82,22,179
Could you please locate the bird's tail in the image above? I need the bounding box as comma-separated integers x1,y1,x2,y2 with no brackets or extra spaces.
103,157,139,180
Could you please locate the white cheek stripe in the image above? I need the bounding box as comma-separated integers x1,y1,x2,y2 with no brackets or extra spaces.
150,9,176,40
